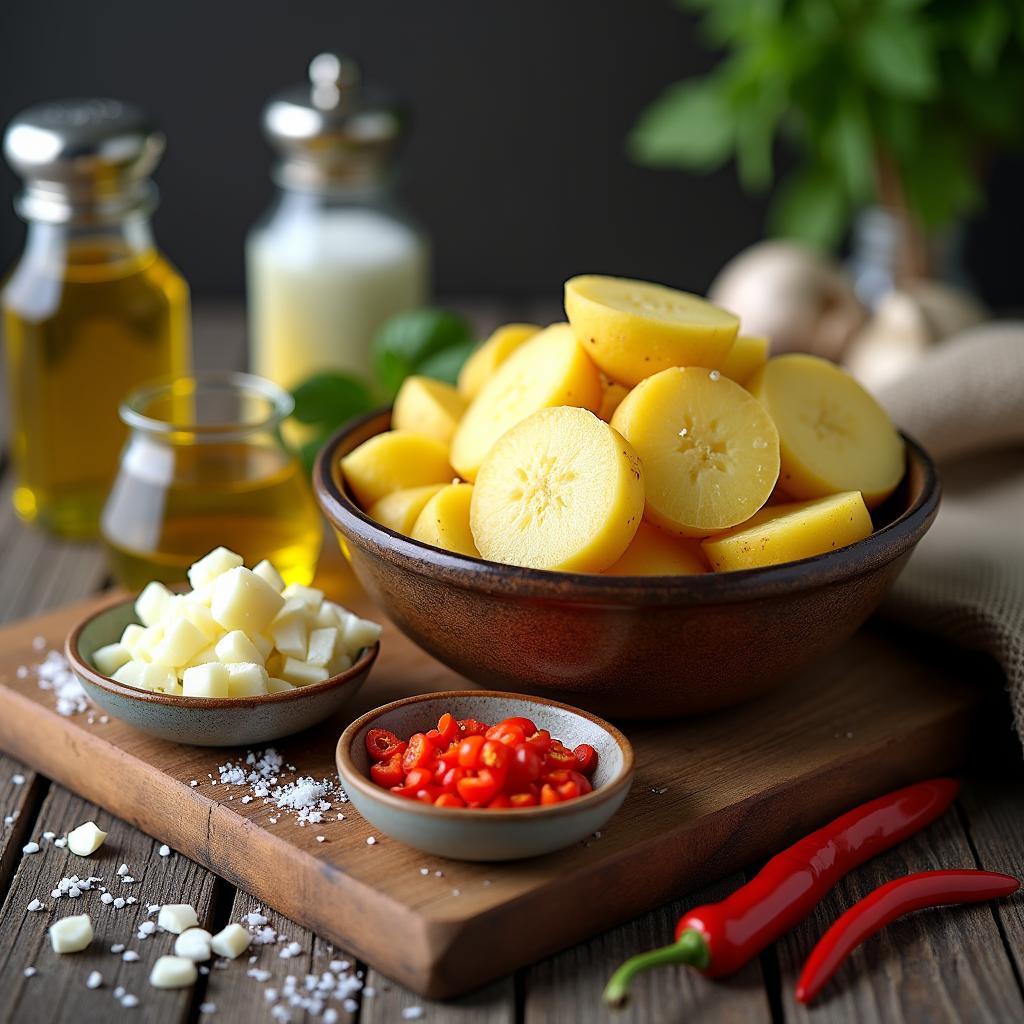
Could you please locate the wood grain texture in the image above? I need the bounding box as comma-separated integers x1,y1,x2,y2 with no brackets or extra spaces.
0,581,978,998
522,875,772,1024
958,780,1024,986
773,800,1024,1023
0,785,221,1023
201,888,362,1024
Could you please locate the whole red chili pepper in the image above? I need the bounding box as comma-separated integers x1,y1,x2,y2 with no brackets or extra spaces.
603,777,959,1007
796,869,1020,1004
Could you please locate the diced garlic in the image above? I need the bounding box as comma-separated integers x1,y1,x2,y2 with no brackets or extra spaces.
211,568,285,633
180,601,223,642
92,642,131,676
157,904,199,934
133,624,165,662
270,599,310,659
135,581,173,627
50,913,93,953
215,631,265,665
252,559,285,593
226,662,269,697
281,583,324,610
152,618,208,668
343,616,383,654
67,821,107,857
209,923,250,959
149,954,198,989
266,677,295,694
329,652,354,675
249,632,274,660
120,623,146,653
112,660,148,689
184,645,219,670
182,664,229,698
314,601,343,629
306,627,337,667
187,546,244,590
189,580,216,607
139,664,178,693
280,657,329,688
174,928,213,961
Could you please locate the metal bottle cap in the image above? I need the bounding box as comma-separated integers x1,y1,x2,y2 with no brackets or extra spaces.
3,98,164,223
262,53,404,190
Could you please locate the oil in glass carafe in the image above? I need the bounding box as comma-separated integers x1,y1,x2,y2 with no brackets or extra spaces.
3,232,190,537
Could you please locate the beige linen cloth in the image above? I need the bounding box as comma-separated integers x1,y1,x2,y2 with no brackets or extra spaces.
876,322,1024,746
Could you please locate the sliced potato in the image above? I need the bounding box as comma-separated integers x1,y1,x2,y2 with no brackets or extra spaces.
457,323,541,400
340,430,453,508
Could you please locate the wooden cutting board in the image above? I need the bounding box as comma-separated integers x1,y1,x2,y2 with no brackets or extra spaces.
0,562,978,999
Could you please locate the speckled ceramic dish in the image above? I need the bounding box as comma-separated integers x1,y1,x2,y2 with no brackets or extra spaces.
336,691,634,861
66,595,378,747
315,410,940,718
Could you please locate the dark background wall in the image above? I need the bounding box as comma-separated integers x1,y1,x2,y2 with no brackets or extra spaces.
0,0,1018,305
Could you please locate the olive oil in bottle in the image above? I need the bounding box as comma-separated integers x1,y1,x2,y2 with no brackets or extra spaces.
1,100,191,538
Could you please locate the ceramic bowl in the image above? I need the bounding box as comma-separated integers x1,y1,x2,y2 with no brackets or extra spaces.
336,691,634,860
315,410,941,719
66,595,378,746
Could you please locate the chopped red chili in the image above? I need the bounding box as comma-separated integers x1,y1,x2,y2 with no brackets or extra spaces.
367,711,599,809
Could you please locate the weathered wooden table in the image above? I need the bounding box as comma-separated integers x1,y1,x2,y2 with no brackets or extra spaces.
0,305,1021,1023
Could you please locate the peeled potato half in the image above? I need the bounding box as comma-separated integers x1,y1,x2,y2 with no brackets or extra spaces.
749,354,904,508
612,367,780,537
565,275,739,387
471,406,644,572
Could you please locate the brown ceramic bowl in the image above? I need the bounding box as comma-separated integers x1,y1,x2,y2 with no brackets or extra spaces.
314,410,939,719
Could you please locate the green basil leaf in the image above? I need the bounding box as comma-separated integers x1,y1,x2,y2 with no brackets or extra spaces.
629,78,735,169
416,339,477,386
854,15,938,99
291,372,373,427
372,309,473,396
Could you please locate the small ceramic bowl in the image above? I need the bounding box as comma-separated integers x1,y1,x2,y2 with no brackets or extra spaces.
66,595,378,746
336,691,635,861
315,410,940,718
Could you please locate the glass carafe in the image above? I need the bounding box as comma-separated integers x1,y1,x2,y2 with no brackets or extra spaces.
101,372,322,589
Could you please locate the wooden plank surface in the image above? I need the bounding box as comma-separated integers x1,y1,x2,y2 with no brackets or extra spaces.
773,790,1024,1023
0,579,978,998
0,305,1019,1022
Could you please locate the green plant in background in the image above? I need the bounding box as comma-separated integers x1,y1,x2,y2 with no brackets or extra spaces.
632,0,1024,249
291,308,475,472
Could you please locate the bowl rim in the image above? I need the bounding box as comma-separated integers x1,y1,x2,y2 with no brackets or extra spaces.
313,408,941,604
65,592,379,710
335,689,636,820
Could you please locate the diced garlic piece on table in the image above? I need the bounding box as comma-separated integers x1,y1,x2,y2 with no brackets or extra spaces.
67,821,107,857
157,904,199,934
50,913,93,953
149,955,198,989
174,928,213,961
210,923,251,959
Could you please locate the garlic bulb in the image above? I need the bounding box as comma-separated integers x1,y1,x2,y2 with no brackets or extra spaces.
709,241,866,360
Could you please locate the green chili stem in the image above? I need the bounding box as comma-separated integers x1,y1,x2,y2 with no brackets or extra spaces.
603,929,711,1008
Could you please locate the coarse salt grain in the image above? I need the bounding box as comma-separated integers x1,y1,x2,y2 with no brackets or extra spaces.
12,773,25,785
122,950,140,962
402,1008,425,1020
54,837,67,848
101,893,114,905
121,993,139,1008
316,835,325,843
199,1003,216,1015
111,943,125,953
24,966,36,978
86,970,103,989
22,841,39,854
113,898,126,909
158,844,171,857
27,898,44,912
116,863,129,876
366,836,377,846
